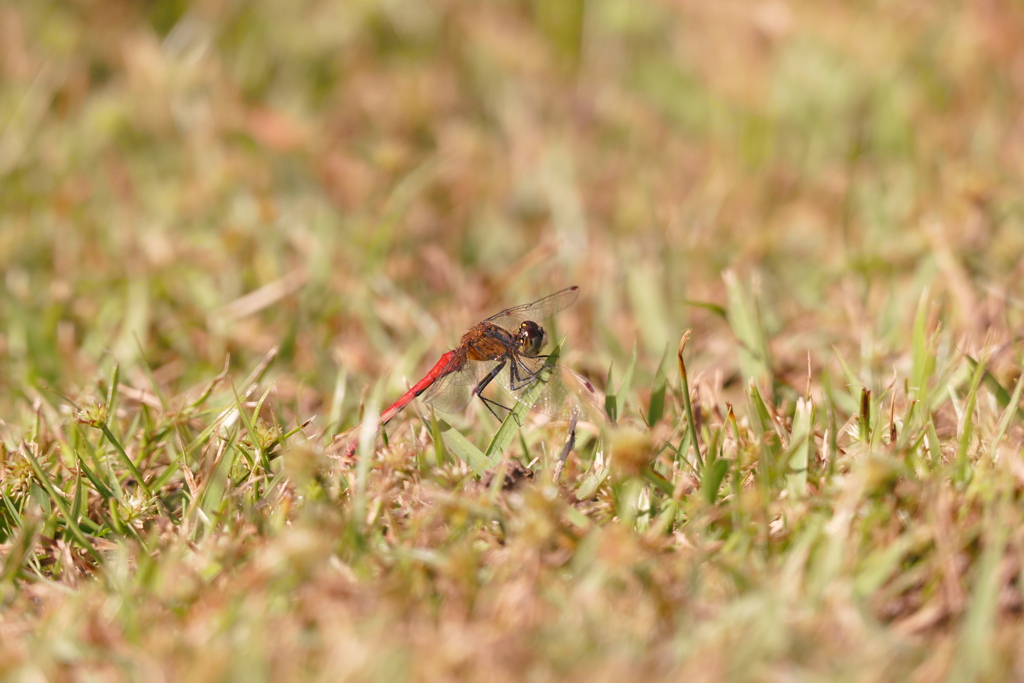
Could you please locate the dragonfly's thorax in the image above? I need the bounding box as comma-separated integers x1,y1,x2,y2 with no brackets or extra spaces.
462,322,518,362
516,321,546,357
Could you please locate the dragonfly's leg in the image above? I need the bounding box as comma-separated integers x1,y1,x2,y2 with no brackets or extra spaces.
508,355,551,392
473,359,519,423
473,358,505,398
507,358,528,391
480,395,517,424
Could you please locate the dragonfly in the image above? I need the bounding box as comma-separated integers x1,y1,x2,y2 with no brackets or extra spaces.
352,286,600,454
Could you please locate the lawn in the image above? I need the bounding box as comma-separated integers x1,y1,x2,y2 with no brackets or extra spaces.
3,1,1024,680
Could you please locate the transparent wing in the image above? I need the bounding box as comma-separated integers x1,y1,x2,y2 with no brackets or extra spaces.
494,355,604,422
484,287,579,333
420,358,496,414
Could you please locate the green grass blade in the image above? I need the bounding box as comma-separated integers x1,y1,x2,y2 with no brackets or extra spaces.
953,358,986,486
830,345,863,415
677,331,701,469
613,339,639,423
604,362,616,422
951,500,1008,681
104,361,120,427
724,270,772,392
787,397,815,500
440,419,495,474
908,290,936,405
576,448,609,500
701,446,729,505
749,381,783,489
0,507,42,588
646,344,668,426
966,354,1023,423
992,368,1024,449
20,444,104,564
98,423,154,500
328,366,347,436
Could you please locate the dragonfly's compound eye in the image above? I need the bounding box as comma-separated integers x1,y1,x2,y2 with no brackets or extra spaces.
517,321,546,356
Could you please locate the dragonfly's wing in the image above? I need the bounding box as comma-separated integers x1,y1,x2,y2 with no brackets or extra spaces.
484,287,579,332
494,355,604,422
420,358,496,415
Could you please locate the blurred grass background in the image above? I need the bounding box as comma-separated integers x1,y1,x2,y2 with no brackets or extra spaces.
6,0,1022,404
3,0,1024,680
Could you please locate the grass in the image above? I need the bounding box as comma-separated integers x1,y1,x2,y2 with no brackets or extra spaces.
3,0,1024,680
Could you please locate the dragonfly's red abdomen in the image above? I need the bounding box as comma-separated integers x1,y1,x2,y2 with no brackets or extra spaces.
379,350,458,426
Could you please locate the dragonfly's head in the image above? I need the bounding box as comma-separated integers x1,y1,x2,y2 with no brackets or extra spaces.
516,321,546,357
